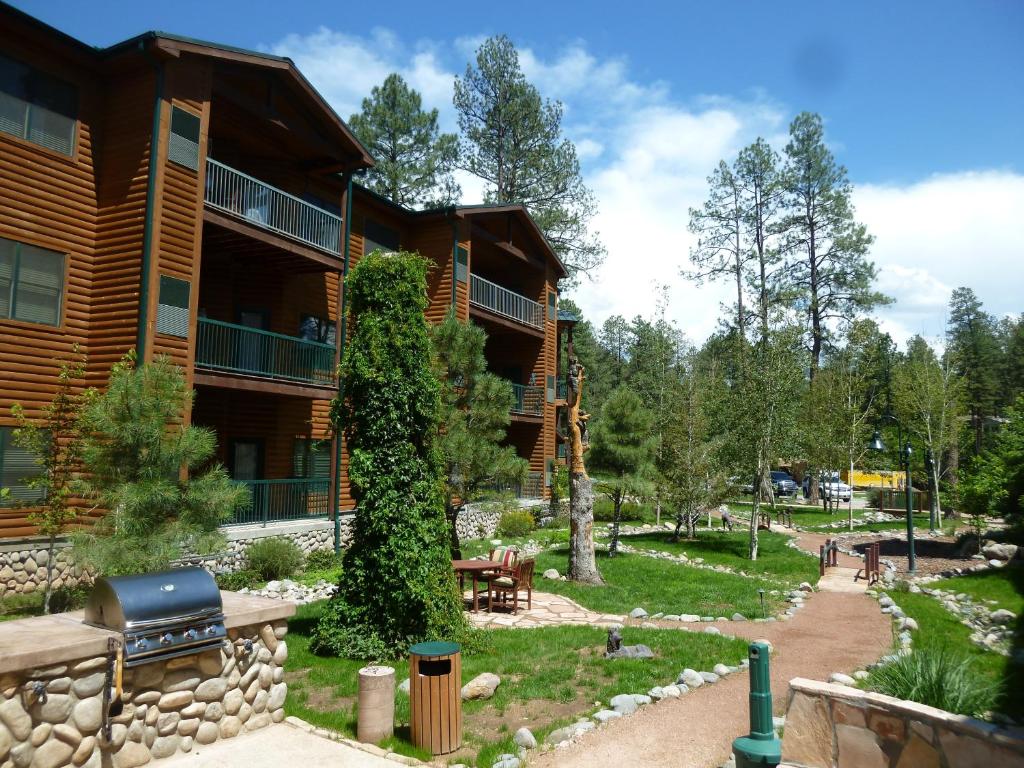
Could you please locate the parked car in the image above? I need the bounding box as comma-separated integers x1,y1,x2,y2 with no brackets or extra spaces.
728,475,755,494
802,471,852,502
770,470,799,497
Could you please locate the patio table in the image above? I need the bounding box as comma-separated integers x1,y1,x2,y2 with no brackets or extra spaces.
452,559,502,612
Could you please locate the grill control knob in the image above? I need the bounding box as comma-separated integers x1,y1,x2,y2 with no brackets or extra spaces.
205,626,217,636
135,638,148,650
160,633,173,646
184,628,197,640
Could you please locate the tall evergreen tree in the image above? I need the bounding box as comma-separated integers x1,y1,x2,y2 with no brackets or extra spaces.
781,112,887,378
947,287,1001,455
350,73,460,207
314,251,465,659
453,35,604,281
431,311,528,557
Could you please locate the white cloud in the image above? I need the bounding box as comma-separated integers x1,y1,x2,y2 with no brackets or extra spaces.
269,28,1023,348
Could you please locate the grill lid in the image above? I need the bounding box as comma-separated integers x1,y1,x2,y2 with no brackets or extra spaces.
84,567,223,631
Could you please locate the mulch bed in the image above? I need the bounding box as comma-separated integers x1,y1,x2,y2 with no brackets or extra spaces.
846,533,974,577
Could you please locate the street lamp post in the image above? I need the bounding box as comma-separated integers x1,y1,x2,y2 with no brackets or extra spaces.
868,415,916,574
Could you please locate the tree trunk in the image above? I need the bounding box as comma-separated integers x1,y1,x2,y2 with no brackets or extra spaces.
43,535,55,615
609,493,623,558
848,457,855,532
446,501,463,560
568,471,602,584
808,474,820,504
655,497,661,527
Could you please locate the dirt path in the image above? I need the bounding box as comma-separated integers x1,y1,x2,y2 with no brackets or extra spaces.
530,533,891,768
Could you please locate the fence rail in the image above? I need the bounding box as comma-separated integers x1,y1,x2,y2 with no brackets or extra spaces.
229,478,330,526
510,383,545,416
196,318,336,386
868,488,931,515
205,158,343,255
469,274,544,329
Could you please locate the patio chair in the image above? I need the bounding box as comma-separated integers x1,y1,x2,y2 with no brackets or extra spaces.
486,558,535,614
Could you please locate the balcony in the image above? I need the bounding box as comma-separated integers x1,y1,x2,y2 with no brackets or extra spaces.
556,380,567,401
204,158,343,255
470,274,544,330
510,382,545,416
228,478,330,526
196,318,336,387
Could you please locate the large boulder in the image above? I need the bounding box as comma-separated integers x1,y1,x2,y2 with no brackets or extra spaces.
460,673,500,701
982,542,1019,562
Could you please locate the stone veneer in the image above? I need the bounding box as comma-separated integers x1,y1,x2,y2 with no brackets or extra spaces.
780,677,1024,768
0,540,86,597
0,592,293,768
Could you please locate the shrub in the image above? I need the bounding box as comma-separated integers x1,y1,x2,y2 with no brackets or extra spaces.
49,584,90,613
305,548,341,572
215,569,263,591
865,646,997,717
497,509,535,538
245,538,304,581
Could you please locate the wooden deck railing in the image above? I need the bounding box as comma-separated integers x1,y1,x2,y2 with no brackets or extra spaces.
469,274,544,329
204,158,343,255
196,318,336,386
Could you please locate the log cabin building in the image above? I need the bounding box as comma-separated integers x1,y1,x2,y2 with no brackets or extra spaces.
0,3,564,548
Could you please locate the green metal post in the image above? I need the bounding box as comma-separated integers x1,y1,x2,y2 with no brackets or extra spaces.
732,641,781,768
904,445,916,573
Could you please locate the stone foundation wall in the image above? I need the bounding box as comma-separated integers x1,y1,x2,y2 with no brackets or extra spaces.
0,611,290,768
454,499,554,543
0,541,90,598
781,677,1024,768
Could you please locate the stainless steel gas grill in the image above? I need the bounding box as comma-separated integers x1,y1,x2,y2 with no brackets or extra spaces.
84,567,227,667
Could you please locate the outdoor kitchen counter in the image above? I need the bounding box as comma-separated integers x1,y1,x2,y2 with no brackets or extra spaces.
0,589,295,674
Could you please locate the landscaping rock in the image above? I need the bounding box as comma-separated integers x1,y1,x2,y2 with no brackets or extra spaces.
461,673,500,701
661,684,682,698
592,709,622,724
713,664,731,676
704,626,721,635
678,669,704,688
982,542,1018,561
829,672,856,686
492,755,520,768
605,643,654,660
629,607,648,619
609,694,637,715
699,672,720,684
542,568,560,580
991,609,1016,625
679,614,700,623
731,613,746,622
513,727,536,749
899,617,919,631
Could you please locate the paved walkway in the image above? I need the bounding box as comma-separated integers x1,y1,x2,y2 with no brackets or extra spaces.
155,723,397,768
465,591,625,628
530,531,891,768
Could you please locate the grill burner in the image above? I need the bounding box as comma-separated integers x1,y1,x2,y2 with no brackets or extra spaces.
84,567,226,667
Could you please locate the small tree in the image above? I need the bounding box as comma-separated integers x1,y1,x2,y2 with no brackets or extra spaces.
11,349,86,613
72,355,248,576
960,394,1024,536
589,387,656,557
431,310,528,557
313,251,466,659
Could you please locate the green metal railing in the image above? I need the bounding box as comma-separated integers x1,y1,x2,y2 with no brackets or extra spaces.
205,158,343,255
229,478,330,526
196,318,336,386
470,274,544,329
510,382,545,416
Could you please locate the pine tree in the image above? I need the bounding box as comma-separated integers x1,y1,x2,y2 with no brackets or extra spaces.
589,387,656,556
11,348,86,613
454,35,604,281
313,251,466,659
947,287,1001,456
431,310,528,557
781,112,888,378
349,74,460,208
71,355,248,576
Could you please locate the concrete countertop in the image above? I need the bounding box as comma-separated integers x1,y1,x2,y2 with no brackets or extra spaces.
0,590,295,675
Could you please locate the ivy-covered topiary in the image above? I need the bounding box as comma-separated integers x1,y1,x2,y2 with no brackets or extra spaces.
312,250,466,659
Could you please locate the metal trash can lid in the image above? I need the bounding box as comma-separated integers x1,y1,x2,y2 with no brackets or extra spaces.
409,641,460,658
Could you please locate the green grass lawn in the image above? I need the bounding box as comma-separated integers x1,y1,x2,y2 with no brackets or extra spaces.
886,590,1024,720
930,566,1024,615
620,530,820,587
285,601,748,766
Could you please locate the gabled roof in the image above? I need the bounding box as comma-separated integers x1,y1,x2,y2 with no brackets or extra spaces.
352,183,568,279
0,2,374,171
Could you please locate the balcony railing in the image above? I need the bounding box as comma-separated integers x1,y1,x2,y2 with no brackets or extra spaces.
205,158,343,255
556,380,567,400
196,318,336,386
482,471,545,499
229,478,330,526
470,274,544,329
510,382,545,416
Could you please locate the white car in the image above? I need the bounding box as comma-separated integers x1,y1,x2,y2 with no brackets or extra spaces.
803,472,852,502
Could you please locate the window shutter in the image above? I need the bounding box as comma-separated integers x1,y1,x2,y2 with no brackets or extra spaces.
545,458,553,488
292,439,308,477
548,291,556,321
0,428,44,505
168,107,200,170
156,275,191,337
0,53,77,156
547,374,555,404
455,246,468,283
310,444,331,479
0,238,14,318
12,243,63,326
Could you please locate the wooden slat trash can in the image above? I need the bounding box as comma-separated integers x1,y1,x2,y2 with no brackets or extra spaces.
357,665,395,743
409,641,462,754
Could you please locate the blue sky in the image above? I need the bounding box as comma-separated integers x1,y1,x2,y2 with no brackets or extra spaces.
17,0,1024,345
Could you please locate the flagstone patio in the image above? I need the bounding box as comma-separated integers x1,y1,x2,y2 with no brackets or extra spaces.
464,590,626,628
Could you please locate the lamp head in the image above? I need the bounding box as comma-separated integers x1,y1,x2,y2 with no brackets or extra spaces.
868,430,886,452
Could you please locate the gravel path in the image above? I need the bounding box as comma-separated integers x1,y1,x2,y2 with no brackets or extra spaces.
530,533,891,768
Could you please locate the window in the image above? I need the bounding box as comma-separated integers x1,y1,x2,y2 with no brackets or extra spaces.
545,458,554,488
548,291,557,321
156,275,190,337
0,427,44,506
168,106,200,170
547,374,555,404
455,246,468,283
363,219,400,254
293,438,331,479
0,237,64,326
299,315,336,346
0,53,77,156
